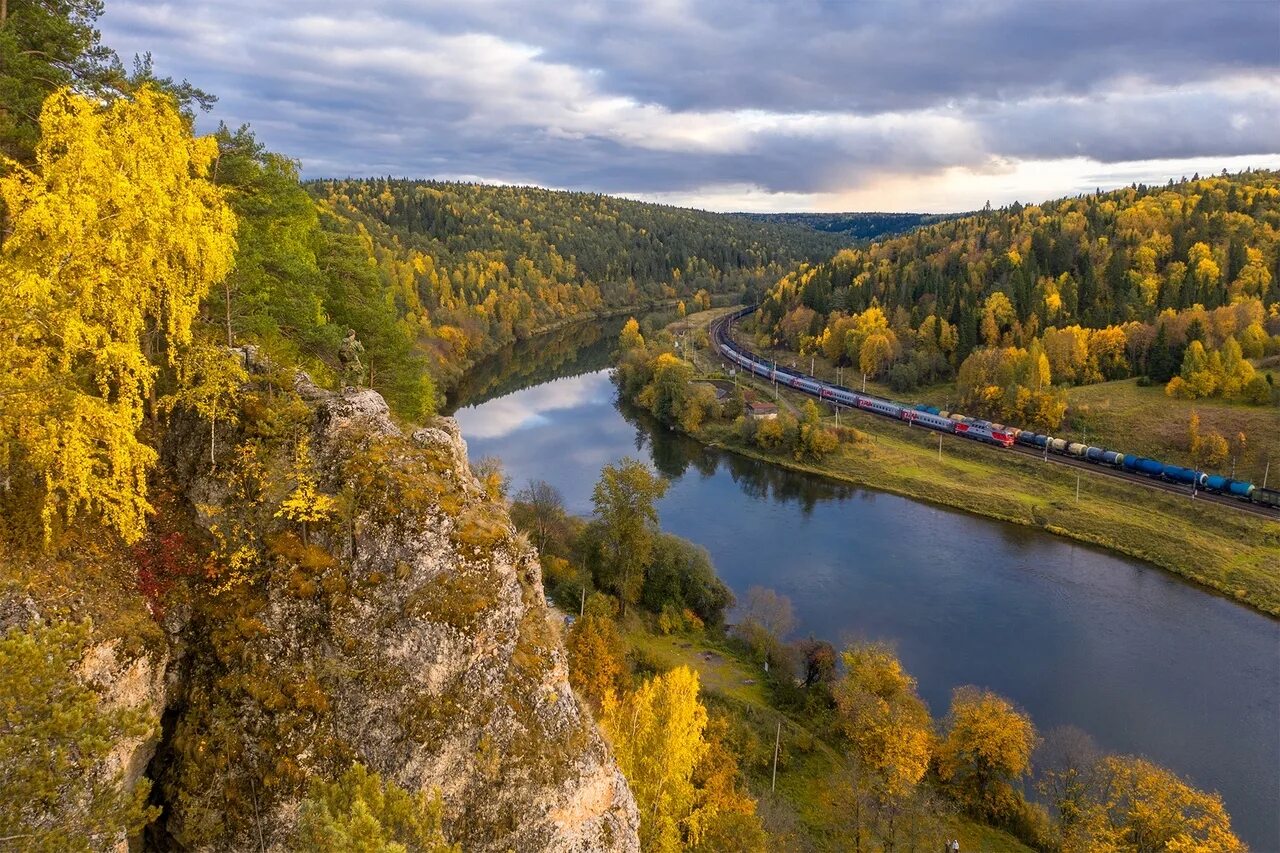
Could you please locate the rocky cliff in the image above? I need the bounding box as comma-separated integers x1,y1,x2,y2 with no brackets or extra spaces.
142,358,640,850
2,353,638,851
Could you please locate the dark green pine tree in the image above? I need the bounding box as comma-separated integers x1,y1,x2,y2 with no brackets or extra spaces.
1147,323,1178,382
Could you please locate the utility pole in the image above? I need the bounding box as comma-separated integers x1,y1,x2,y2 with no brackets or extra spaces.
862,373,867,392
811,354,815,376
1263,459,1270,490
771,720,781,793
580,586,585,617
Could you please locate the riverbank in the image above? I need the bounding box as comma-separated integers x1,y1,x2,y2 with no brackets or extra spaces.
674,310,1280,617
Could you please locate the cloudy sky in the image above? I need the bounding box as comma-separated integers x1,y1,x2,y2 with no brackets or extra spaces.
100,0,1280,212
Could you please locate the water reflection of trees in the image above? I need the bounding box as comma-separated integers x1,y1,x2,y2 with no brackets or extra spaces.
618,397,857,515
445,309,678,413
444,320,614,412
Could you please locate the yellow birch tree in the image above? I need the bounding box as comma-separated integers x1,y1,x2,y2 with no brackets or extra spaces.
602,666,711,852
276,435,337,546
0,86,236,543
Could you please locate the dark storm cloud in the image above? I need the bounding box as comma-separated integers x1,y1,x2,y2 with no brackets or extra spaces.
97,1,1280,206
442,0,1280,114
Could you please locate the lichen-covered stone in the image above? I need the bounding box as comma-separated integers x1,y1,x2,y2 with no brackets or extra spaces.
163,381,639,852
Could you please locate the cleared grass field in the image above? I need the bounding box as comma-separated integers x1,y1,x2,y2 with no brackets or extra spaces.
1065,377,1279,481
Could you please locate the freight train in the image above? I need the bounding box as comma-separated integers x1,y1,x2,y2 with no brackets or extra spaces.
714,313,1280,512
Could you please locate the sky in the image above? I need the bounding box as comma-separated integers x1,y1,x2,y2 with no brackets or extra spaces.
99,0,1280,213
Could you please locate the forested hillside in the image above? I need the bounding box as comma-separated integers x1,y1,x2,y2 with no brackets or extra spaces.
310,179,845,389
733,211,962,241
754,172,1280,427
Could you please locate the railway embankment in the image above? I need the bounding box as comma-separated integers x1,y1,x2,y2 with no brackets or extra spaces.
654,308,1280,617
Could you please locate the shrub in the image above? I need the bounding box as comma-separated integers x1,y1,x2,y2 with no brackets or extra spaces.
1243,375,1271,405
641,533,734,628
1165,376,1193,399
293,762,456,852
0,621,158,848
888,361,921,392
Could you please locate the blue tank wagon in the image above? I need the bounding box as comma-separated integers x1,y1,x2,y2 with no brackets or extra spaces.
1124,455,1166,476
1225,480,1256,500
1162,465,1200,486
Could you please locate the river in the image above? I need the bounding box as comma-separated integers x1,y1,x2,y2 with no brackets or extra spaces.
448,317,1280,848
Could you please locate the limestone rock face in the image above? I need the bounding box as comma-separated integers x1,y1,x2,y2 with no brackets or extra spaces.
0,598,169,853
78,638,170,853
78,638,169,799
166,381,639,852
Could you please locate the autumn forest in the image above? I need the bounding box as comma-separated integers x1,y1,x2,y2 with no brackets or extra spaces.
0,1,1276,852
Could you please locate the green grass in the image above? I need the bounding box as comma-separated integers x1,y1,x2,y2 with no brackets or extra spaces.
947,817,1037,853
684,335,1280,616
1065,377,1279,479
622,624,768,706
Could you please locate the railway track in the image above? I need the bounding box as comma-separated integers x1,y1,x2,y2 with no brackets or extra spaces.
708,310,1280,523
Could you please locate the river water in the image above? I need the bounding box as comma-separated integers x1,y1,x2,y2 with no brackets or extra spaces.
448,319,1280,848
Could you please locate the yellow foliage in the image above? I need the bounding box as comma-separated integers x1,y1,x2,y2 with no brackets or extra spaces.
938,686,1038,821
566,614,626,712
833,643,934,803
858,333,894,378
690,715,767,852
620,317,646,353
1081,756,1244,853
0,87,236,543
602,666,712,853
1165,376,1194,399
276,437,338,533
